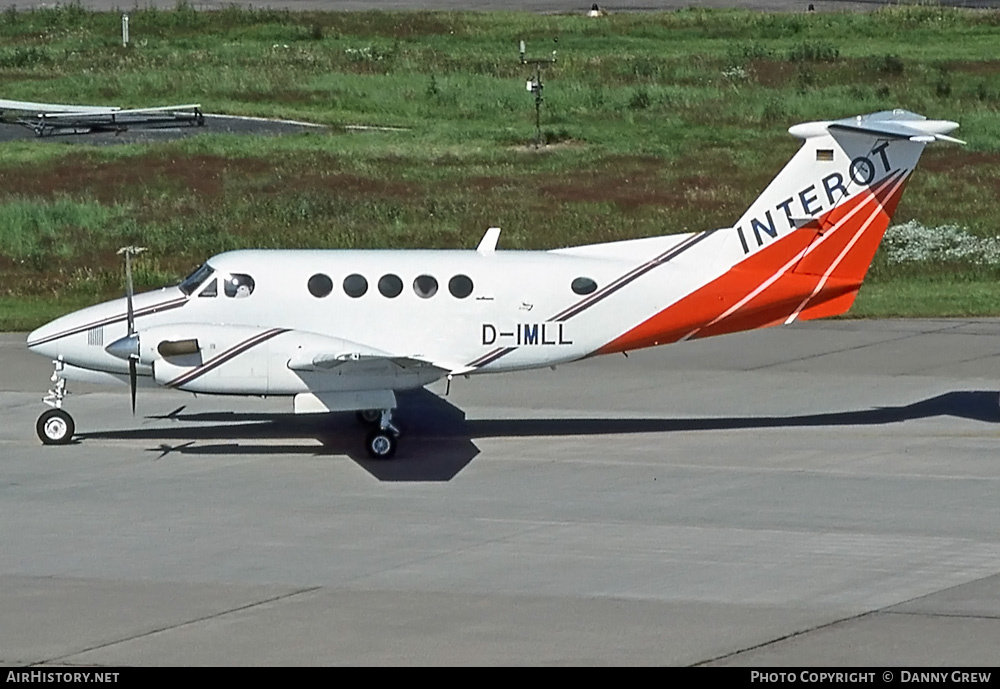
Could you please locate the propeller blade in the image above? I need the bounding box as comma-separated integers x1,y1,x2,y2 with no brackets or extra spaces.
116,246,146,418
129,357,137,415
125,250,135,335
117,246,146,336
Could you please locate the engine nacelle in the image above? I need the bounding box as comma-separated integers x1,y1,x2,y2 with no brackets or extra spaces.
142,323,282,394
136,323,442,396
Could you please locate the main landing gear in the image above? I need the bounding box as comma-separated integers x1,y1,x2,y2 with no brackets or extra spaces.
37,359,75,445
357,408,401,459
35,361,404,458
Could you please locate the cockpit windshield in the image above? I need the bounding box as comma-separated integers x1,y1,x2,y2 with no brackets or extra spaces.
178,263,215,296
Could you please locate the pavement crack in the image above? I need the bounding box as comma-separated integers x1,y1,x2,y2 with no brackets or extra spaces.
689,609,878,667
36,586,322,666
745,321,969,372
691,567,1000,666
885,610,1000,621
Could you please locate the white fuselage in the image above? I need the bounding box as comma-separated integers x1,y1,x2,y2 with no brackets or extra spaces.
26,234,730,395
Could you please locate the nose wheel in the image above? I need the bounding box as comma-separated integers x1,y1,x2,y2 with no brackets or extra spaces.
37,408,75,445
37,358,75,445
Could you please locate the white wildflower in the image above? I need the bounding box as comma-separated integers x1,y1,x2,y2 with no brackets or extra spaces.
882,221,1000,266
345,46,383,61
722,65,748,81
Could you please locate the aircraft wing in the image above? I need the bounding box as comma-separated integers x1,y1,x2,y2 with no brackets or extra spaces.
38,104,202,119
131,325,461,397
283,333,463,377
287,350,454,376
0,98,120,114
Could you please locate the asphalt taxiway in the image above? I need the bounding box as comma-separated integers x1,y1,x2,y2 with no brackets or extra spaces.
1,319,999,665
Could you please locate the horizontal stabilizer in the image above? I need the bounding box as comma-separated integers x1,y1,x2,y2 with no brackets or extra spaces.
790,110,964,145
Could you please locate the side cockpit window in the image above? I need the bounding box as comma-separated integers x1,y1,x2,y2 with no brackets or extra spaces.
198,278,218,298
224,274,255,299
179,263,215,296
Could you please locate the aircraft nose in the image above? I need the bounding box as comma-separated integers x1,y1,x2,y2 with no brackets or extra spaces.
26,321,61,358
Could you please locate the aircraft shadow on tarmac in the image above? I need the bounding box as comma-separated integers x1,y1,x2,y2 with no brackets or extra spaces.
78,389,1000,481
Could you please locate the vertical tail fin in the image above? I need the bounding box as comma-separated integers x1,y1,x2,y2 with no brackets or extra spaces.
732,110,960,263
712,110,961,332
597,111,962,354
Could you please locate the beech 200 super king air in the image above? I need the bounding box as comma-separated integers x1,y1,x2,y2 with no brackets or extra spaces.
26,110,962,458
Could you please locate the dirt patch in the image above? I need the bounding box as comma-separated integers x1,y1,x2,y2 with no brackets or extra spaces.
538,156,716,212
0,146,419,237
528,151,771,222
919,149,1000,175
747,59,810,88
251,169,417,199
747,57,901,88
941,60,1000,76
463,175,511,192
0,153,274,205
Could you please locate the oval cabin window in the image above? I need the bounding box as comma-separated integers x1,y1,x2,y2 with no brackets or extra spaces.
307,274,333,298
378,274,403,298
571,277,597,295
413,275,438,299
448,274,474,299
343,274,368,298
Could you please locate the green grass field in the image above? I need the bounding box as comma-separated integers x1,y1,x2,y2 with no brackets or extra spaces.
1,3,999,329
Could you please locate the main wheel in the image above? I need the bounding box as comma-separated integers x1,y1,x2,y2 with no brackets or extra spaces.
36,409,75,446
356,409,381,426
365,429,398,459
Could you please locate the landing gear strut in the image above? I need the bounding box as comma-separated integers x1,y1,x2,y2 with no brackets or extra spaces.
37,359,75,445
364,408,400,459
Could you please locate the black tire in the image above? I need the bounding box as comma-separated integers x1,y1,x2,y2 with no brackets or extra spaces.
36,409,75,445
356,409,381,426
365,429,397,459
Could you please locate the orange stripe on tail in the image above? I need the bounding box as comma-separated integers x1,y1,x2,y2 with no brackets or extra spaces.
792,171,909,281
597,172,908,355
790,171,910,322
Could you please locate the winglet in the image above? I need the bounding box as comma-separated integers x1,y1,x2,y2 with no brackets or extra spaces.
477,227,501,254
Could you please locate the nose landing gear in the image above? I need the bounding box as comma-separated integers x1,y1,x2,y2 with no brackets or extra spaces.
37,359,75,445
